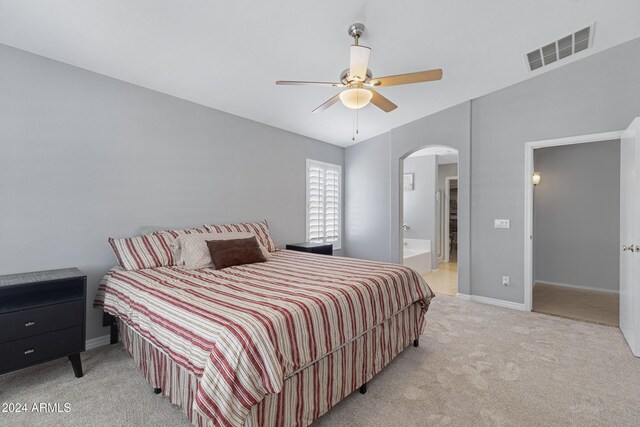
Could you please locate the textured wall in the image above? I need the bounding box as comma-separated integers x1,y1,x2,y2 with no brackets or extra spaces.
0,44,344,340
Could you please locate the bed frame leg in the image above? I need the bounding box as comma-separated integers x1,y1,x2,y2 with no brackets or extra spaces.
359,383,367,394
102,312,119,344
413,339,419,347
153,388,162,394
110,322,118,344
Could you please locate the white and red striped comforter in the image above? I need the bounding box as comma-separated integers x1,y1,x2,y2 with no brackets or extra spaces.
94,250,433,426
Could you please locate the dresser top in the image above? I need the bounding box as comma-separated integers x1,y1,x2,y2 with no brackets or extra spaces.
0,268,84,287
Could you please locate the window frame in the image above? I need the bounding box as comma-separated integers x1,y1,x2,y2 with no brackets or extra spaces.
305,159,342,250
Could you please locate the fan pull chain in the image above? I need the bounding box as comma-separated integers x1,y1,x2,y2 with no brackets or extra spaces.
352,110,356,141
351,90,360,141
352,91,357,141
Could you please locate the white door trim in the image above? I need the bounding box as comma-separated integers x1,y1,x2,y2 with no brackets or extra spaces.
523,130,624,311
456,293,526,311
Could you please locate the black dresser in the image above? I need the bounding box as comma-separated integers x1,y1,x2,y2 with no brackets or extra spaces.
0,268,86,378
286,242,333,255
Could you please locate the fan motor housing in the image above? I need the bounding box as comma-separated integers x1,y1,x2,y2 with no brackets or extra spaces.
340,68,373,85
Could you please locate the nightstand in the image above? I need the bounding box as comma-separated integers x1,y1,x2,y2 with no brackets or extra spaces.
286,242,333,255
0,268,86,378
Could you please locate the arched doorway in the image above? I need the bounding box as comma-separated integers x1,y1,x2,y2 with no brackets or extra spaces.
400,145,459,296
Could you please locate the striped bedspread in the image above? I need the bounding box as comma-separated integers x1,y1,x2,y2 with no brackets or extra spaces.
94,250,433,426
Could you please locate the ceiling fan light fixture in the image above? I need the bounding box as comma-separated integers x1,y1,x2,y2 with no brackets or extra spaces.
276,23,442,119
339,88,372,109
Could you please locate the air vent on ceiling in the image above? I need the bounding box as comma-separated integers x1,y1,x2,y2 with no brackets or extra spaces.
526,23,595,71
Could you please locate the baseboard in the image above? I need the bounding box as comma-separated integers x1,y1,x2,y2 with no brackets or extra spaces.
535,280,619,294
85,334,111,350
456,293,525,311
471,295,526,311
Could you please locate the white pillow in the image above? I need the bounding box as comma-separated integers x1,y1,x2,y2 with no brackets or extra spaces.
174,232,270,270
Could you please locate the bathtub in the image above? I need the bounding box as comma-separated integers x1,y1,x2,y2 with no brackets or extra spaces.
403,239,432,274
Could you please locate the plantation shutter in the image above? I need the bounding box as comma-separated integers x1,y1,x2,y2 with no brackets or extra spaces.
306,159,341,249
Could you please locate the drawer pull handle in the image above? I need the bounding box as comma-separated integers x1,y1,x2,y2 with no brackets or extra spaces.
24,349,35,355
25,321,36,327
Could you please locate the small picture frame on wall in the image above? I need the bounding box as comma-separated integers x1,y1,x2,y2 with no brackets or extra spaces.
403,173,414,191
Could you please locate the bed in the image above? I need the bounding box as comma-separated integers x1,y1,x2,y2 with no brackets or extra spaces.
94,246,433,426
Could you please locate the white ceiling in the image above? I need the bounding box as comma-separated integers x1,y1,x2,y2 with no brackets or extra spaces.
1,1,638,147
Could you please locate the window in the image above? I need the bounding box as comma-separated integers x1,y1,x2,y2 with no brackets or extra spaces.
306,159,341,250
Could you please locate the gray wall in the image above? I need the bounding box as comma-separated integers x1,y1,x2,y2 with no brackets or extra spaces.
470,37,640,303
345,101,472,295
0,44,344,340
437,163,458,194
402,155,437,267
346,37,640,303
533,140,620,292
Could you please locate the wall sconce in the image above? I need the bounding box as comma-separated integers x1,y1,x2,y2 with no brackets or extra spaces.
532,172,541,187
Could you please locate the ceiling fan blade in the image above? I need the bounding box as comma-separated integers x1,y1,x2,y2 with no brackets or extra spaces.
369,89,397,112
312,93,342,113
276,80,344,87
369,69,443,87
349,45,371,81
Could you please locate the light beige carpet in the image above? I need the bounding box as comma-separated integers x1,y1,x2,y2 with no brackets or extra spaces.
533,282,620,327
2,295,639,426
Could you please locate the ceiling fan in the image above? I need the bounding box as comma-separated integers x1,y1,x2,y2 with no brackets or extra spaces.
276,23,443,113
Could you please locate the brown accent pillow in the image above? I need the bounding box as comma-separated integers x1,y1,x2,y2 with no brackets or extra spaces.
206,236,267,270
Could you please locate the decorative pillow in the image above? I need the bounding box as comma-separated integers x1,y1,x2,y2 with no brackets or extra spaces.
174,233,218,270
174,232,270,270
206,236,267,270
138,225,205,236
203,220,277,252
138,226,176,236
153,227,216,267
205,232,271,259
108,234,175,270
159,227,210,239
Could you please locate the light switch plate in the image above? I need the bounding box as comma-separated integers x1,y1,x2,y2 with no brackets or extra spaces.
494,219,510,229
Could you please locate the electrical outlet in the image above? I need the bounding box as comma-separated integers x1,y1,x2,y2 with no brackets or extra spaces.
494,219,510,229
502,276,510,286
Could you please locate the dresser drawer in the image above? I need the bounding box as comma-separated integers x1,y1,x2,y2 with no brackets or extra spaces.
0,326,83,373
0,300,84,342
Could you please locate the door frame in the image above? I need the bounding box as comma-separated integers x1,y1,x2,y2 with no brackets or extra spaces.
444,176,459,262
399,146,459,265
523,130,624,311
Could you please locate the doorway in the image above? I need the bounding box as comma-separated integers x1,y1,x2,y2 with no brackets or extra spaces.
401,146,459,296
530,140,620,326
523,130,625,315
445,176,458,263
